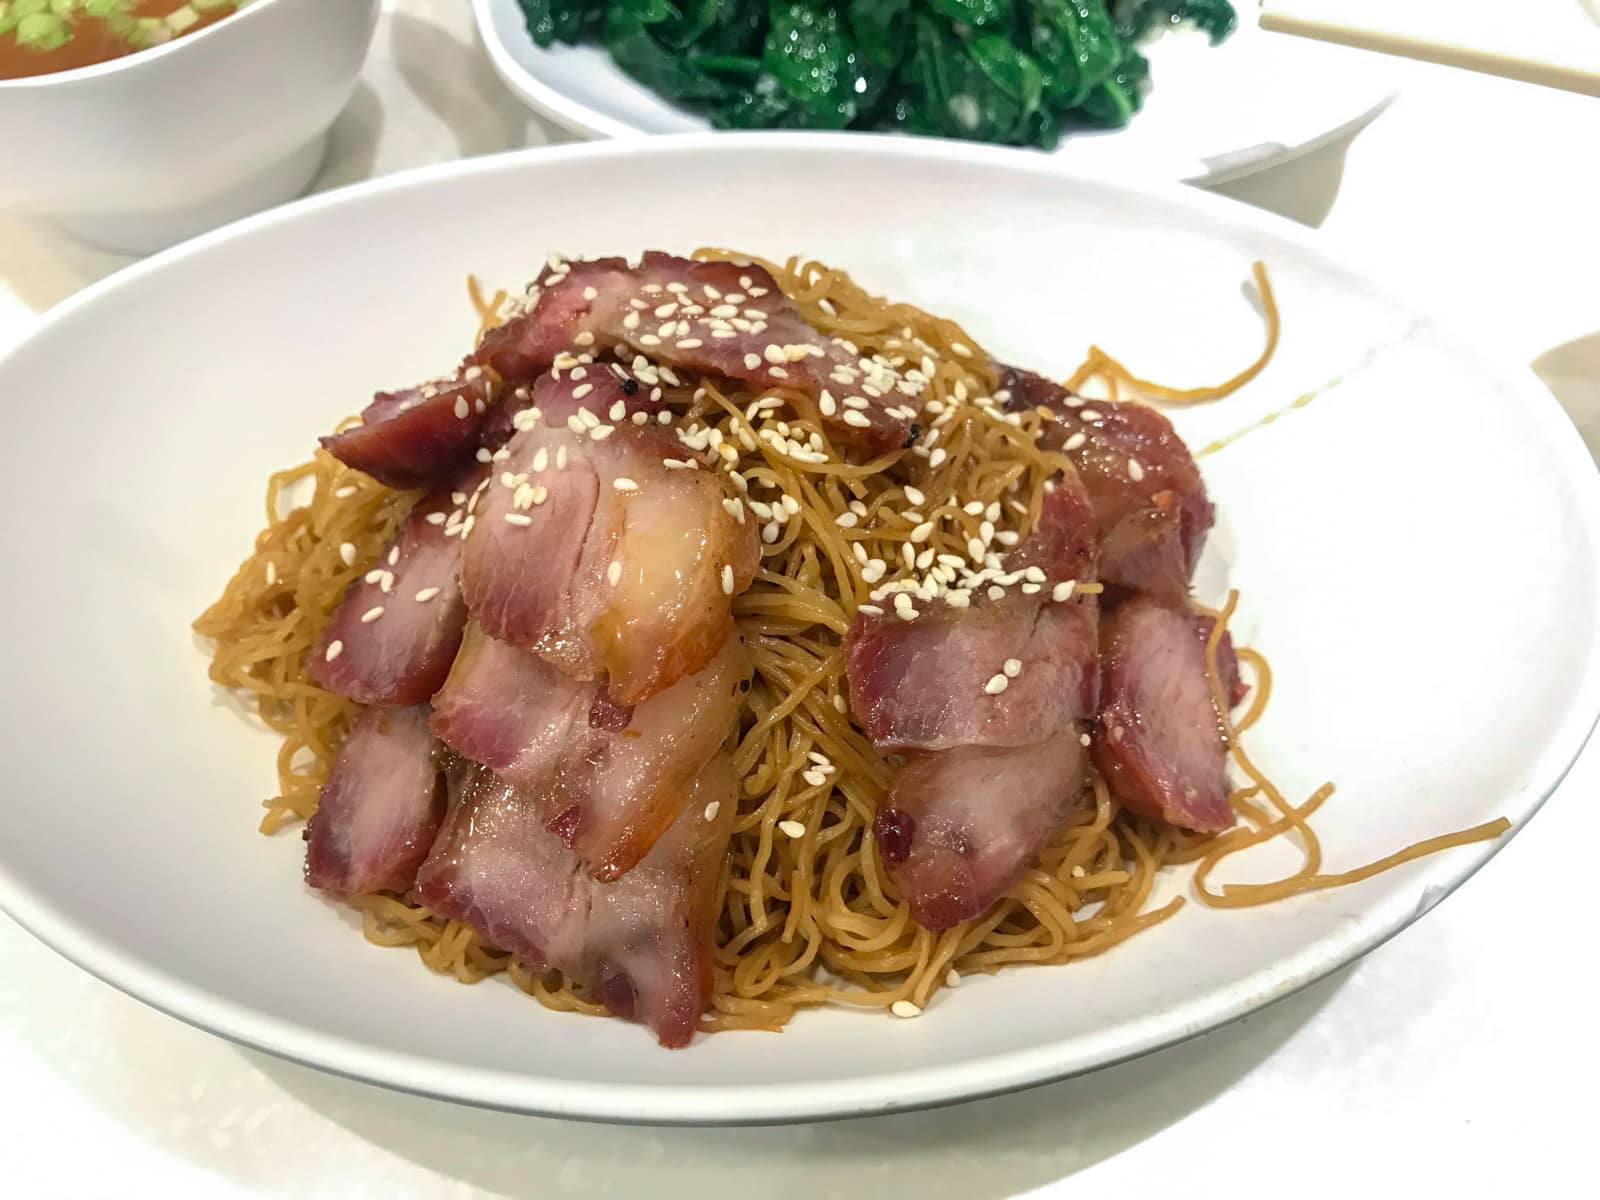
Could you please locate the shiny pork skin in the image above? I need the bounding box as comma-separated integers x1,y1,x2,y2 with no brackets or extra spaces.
1091,597,1246,834
305,706,445,897
460,371,758,705
321,372,495,489
848,477,1102,930
1002,367,1213,605
412,755,737,1048
307,465,486,706
472,252,920,457
430,624,750,882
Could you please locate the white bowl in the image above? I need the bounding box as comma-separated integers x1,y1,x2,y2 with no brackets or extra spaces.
0,0,380,254
0,136,1596,1123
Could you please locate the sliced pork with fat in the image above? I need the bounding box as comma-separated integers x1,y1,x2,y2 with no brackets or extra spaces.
460,371,758,705
321,373,495,489
1091,597,1245,834
846,477,1102,929
1002,367,1213,605
413,755,737,1048
473,252,919,457
431,625,750,881
308,466,484,706
872,732,1087,930
305,706,445,897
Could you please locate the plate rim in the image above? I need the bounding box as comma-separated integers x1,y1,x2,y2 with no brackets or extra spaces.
468,0,1399,185
2,132,1598,1124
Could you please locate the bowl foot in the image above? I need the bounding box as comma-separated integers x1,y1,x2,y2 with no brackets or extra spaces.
47,131,330,256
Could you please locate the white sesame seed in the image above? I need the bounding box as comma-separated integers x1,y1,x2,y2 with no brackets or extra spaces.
361,606,385,623
414,587,440,602
858,603,884,615
1071,864,1087,878
334,485,358,499
833,694,849,713
897,608,919,622
903,486,925,506
556,446,568,469
1003,658,1022,678
778,819,807,838
703,801,721,821
1052,581,1076,602
996,530,1020,546
722,498,746,524
743,352,762,370
910,521,934,544
802,769,827,787
819,390,837,417
566,414,586,435
842,410,871,429
1063,432,1087,452
946,969,961,987
721,564,735,595
607,560,622,586
984,674,1009,695
425,511,446,526
1080,733,1092,747
530,485,548,505
504,513,534,527
890,1000,922,1018
574,331,595,347
324,640,344,662
612,477,639,492
929,448,948,469
1128,458,1145,482
1079,409,1101,421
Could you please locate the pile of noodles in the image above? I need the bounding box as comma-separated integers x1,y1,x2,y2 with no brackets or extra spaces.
194,254,1508,1033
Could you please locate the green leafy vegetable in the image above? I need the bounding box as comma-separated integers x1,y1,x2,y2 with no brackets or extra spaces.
515,0,1234,148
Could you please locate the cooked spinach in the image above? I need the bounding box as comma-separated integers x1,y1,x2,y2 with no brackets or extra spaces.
516,0,1234,148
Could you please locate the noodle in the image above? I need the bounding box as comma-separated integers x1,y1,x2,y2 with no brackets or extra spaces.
195,253,1505,1035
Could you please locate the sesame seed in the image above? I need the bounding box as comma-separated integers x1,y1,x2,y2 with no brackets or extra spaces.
1063,432,1087,452
425,512,446,526
414,587,440,602
334,485,358,499
763,344,786,365
361,606,385,623
778,819,807,838
1080,733,1092,747
802,769,827,787
574,331,595,347
833,694,848,713
387,547,399,567
1003,658,1022,678
1128,458,1145,482
556,446,568,469
984,674,1009,695
890,1000,922,1018
910,521,934,544
743,352,762,370
1071,864,1087,878
1079,409,1101,421
903,486,925,506
632,411,649,425
897,608,919,622
722,498,746,524
858,603,883,615
995,531,1020,547
721,564,735,595
566,415,586,435
612,477,639,492
582,286,598,301
607,560,622,586
929,448,948,469
843,395,870,410
504,513,533,527
530,485,548,505
843,411,871,428
1052,581,1076,602
453,396,470,419
324,640,344,662
703,801,721,821
945,969,961,987
819,390,837,417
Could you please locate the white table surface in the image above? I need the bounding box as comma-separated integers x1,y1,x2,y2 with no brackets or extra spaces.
3,4,1597,1196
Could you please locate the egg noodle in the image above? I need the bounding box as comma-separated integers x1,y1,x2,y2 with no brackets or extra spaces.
195,253,1508,1033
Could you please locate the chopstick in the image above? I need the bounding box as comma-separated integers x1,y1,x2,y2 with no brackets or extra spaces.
1257,1,1600,98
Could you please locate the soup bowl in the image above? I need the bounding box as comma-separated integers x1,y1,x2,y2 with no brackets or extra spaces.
0,0,379,253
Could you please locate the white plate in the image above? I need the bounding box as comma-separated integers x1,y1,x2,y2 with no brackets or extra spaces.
1,135,1596,1124
473,0,1396,183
